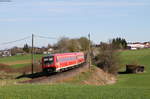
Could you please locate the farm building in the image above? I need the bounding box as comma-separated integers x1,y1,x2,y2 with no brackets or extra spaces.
0,50,11,57
127,42,150,50
43,48,54,54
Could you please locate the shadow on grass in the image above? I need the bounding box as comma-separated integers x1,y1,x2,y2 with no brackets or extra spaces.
118,71,129,74
16,72,55,79
118,71,138,75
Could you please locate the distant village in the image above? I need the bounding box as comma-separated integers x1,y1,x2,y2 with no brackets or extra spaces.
0,42,150,57
0,46,54,57
127,42,150,50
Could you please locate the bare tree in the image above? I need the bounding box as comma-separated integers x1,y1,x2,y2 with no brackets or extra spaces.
56,37,70,52
55,37,90,53
94,42,120,75
78,37,89,52
68,39,81,52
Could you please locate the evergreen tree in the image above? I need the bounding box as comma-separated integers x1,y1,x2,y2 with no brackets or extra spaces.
23,44,30,53
112,37,127,49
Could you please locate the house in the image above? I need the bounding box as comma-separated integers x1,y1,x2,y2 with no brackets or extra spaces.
0,50,11,57
43,48,54,54
144,42,150,48
127,42,150,50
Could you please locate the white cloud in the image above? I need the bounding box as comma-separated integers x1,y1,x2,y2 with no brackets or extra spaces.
37,1,148,15
37,1,149,7
0,18,26,22
0,18,44,22
47,8,71,13
34,1,149,14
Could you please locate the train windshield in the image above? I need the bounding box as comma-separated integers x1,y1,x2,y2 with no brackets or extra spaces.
43,56,54,65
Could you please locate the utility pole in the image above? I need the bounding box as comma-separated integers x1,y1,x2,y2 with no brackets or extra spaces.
31,34,34,74
88,33,91,69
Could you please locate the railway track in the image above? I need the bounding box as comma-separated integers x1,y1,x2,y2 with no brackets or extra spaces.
19,63,89,84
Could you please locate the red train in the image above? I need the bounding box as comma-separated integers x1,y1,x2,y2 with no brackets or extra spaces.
42,52,85,73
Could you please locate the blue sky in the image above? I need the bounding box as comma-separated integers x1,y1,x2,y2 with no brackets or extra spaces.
0,0,150,49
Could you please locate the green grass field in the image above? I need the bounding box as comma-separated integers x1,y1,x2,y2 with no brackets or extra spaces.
0,54,43,62
0,54,44,68
0,84,150,99
115,49,150,89
0,49,150,99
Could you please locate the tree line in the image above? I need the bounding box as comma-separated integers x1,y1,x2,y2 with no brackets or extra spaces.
112,37,127,49
54,37,90,53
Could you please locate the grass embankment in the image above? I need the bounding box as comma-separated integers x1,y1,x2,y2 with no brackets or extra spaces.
0,49,150,99
0,54,44,68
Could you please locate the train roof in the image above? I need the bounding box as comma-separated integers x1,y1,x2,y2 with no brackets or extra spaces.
44,52,84,57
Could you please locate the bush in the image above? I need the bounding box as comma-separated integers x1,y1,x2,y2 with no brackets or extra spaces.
94,43,119,75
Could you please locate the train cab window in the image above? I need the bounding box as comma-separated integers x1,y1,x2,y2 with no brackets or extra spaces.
43,56,54,65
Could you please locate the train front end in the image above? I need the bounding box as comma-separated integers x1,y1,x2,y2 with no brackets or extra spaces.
42,55,56,73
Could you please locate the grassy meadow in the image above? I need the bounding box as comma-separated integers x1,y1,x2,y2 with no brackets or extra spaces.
0,49,150,99
0,54,44,68
116,49,150,88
